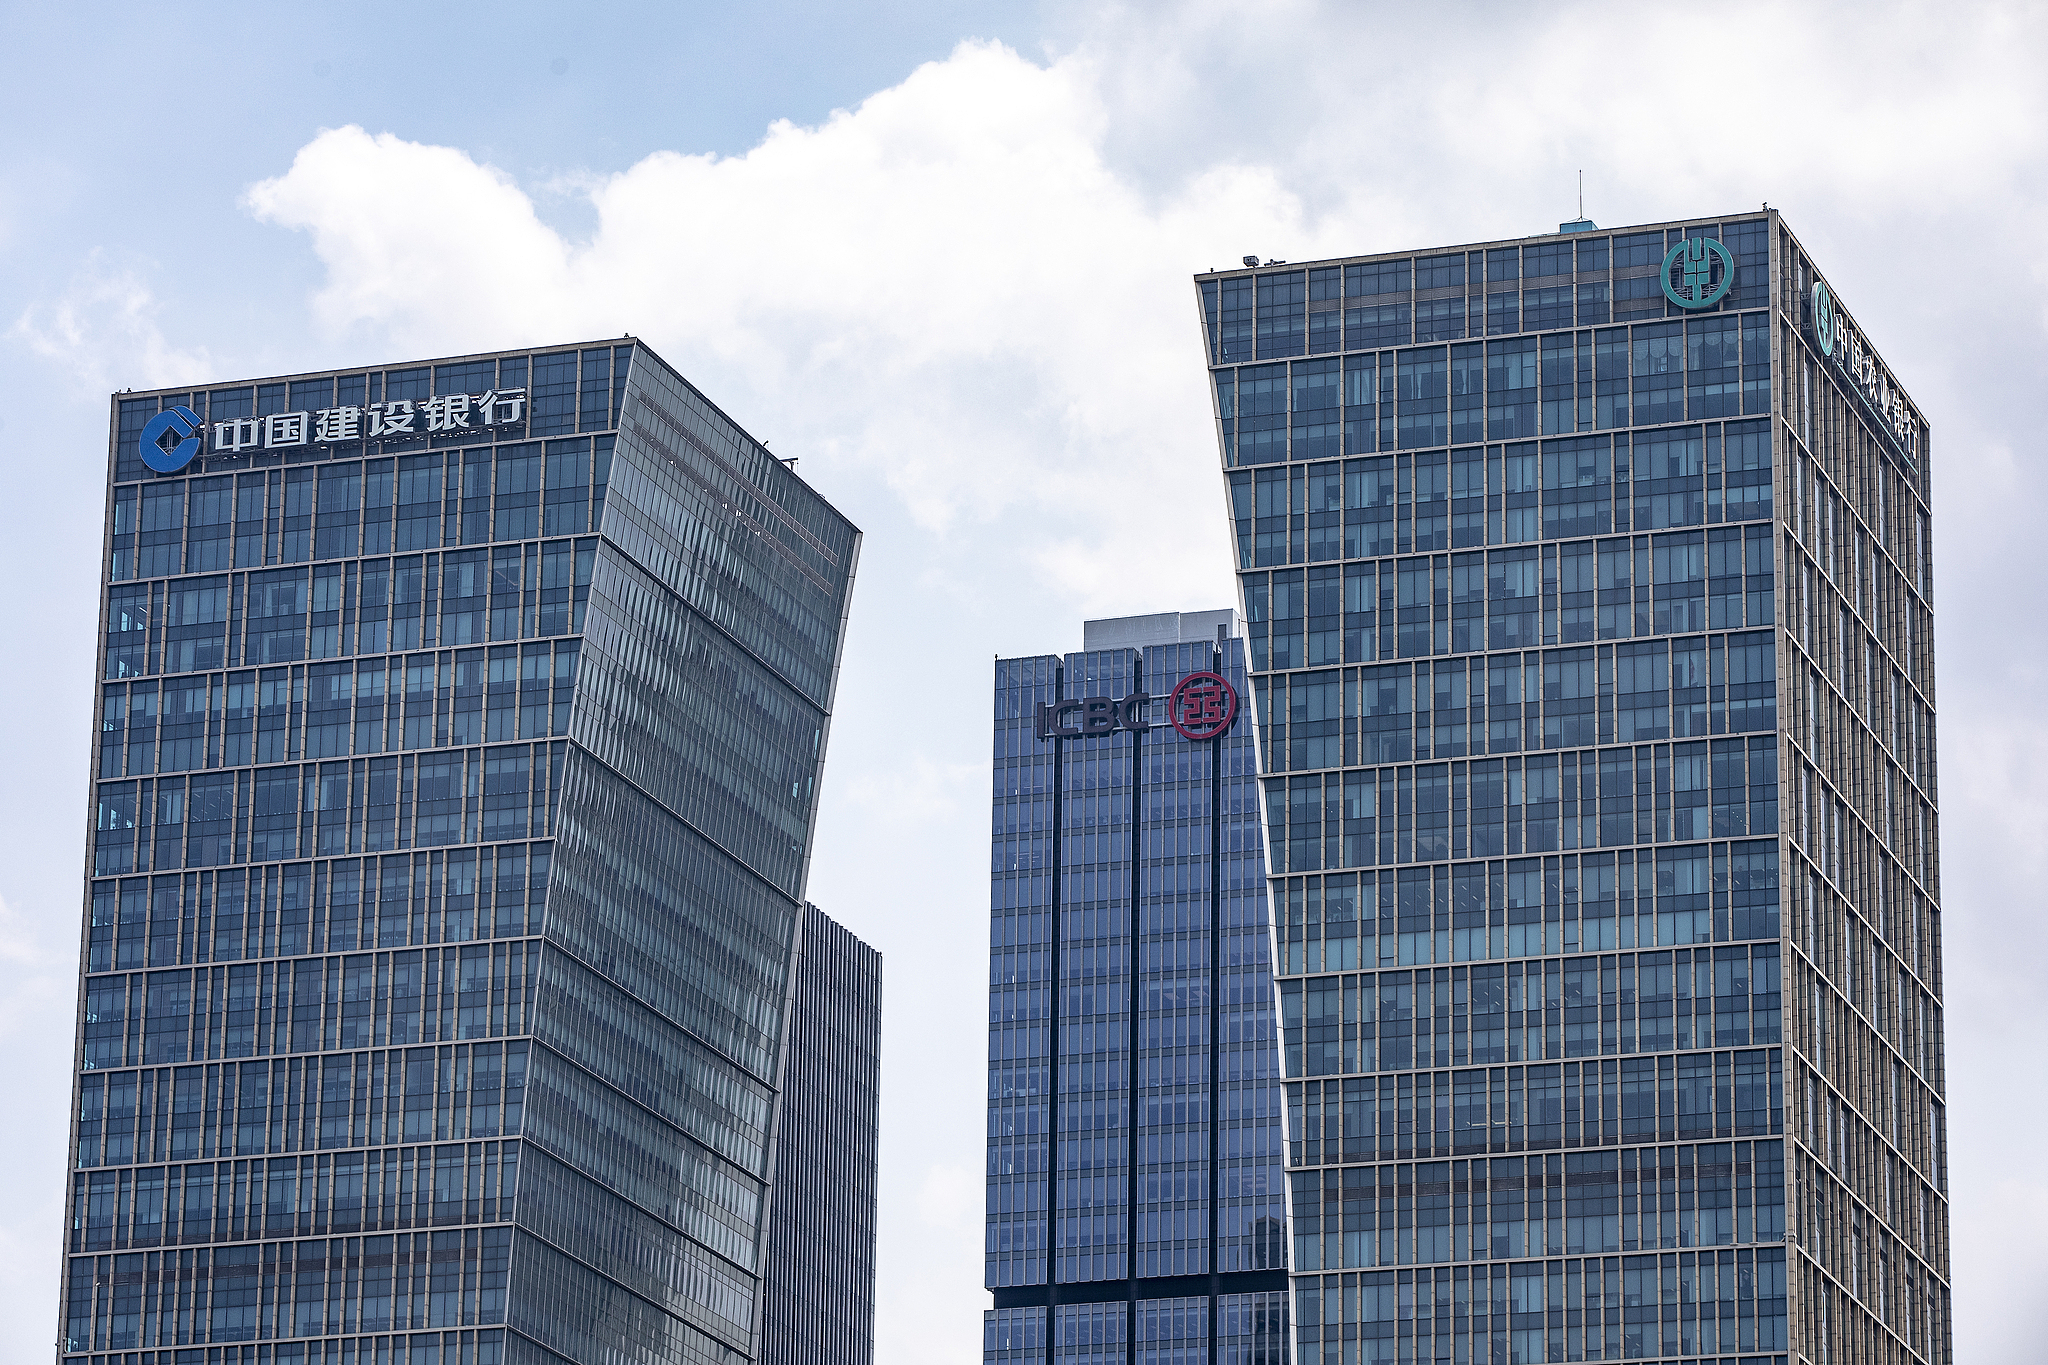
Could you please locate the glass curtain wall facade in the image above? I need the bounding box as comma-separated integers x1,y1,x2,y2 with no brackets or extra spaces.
1197,213,1947,1365
63,340,867,1365
984,614,1288,1365
759,904,883,1365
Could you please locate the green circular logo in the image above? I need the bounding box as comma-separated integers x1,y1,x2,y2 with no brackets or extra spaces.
1811,281,1835,356
1661,236,1735,309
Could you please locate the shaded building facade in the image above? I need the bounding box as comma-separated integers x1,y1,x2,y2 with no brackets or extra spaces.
760,904,883,1365
984,611,1288,1365
1197,213,1946,1364
62,340,878,1365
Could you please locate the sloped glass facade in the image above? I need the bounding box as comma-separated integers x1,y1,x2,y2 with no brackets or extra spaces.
1199,214,1947,1365
984,629,1289,1365
64,340,870,1365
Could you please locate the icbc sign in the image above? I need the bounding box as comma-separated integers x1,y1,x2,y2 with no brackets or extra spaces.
1034,692,1151,740
1167,671,1238,741
1033,673,1240,743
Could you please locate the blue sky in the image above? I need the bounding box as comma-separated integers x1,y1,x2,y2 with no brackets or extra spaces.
4,3,2045,1361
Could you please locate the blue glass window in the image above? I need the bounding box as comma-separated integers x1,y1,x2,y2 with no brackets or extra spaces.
1257,271,1307,359
1397,349,1448,450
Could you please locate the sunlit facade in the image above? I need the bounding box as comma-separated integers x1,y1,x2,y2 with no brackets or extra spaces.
1199,212,1947,1365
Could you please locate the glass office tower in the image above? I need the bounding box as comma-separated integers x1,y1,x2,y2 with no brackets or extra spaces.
984,611,1289,1365
1198,213,1946,1365
62,340,880,1365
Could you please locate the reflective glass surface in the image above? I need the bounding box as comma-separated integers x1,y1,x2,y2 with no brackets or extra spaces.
984,637,1288,1361
71,343,875,1365
1202,216,1946,1365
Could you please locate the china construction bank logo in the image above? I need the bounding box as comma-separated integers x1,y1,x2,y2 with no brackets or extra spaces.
137,405,204,473
1661,236,1735,310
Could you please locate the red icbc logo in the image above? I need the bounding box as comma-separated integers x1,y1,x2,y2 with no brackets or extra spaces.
1031,671,1242,743
1168,671,1239,742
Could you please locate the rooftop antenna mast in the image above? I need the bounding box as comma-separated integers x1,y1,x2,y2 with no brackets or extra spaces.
1559,171,1596,234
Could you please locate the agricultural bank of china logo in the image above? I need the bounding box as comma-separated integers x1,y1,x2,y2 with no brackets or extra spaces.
1660,236,1735,310
1811,280,1837,356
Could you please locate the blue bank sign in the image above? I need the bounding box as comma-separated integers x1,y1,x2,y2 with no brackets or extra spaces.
133,389,531,475
137,406,204,473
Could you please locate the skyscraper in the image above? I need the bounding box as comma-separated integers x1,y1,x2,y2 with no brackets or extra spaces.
984,610,1289,1365
63,341,880,1365
1198,212,1946,1365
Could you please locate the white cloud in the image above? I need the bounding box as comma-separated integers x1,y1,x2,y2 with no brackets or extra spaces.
244,130,571,350
241,42,1333,608
11,256,213,394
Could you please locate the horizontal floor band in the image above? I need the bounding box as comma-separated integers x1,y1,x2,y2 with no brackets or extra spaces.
992,1269,1289,1309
